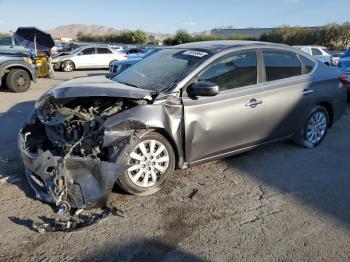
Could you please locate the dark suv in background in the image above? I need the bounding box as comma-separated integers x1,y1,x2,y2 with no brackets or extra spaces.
0,51,37,92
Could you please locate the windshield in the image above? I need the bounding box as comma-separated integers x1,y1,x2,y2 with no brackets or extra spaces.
112,48,211,91
0,36,12,46
70,47,84,54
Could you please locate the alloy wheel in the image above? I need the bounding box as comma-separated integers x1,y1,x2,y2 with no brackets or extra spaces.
127,140,169,188
64,62,73,71
306,111,327,144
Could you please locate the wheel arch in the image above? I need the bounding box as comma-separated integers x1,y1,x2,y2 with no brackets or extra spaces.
317,101,334,127
103,103,186,169
1,64,35,81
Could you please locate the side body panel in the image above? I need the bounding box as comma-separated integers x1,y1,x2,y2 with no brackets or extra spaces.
183,85,265,163
260,76,315,141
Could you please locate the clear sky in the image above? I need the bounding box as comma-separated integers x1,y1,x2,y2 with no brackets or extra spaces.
0,0,349,34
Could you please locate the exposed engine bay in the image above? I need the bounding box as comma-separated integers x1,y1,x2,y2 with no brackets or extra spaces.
19,95,149,211
33,96,147,159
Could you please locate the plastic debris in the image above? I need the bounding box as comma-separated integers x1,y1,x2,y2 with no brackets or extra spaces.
189,188,199,199
32,207,124,233
232,179,240,185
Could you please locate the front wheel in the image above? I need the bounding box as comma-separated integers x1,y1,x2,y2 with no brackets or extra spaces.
6,69,31,92
116,131,175,195
61,60,75,72
294,105,329,148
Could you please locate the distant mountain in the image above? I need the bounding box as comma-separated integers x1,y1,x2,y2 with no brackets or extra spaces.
48,24,171,40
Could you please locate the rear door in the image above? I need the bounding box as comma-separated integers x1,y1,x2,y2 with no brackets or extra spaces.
183,50,265,163
74,47,96,68
96,47,113,67
260,49,315,141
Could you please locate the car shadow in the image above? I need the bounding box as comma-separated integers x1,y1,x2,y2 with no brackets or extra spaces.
79,238,207,262
222,108,350,229
0,100,39,200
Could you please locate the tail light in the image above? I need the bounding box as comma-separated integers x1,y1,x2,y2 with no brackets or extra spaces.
338,74,348,90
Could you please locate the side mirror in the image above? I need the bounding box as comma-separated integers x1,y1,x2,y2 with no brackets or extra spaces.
187,81,219,97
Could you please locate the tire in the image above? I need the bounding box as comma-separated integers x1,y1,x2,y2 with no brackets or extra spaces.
61,60,75,72
6,69,31,93
109,60,118,67
116,131,175,195
293,105,329,148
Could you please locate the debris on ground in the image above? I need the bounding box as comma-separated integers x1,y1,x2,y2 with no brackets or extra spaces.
232,179,240,185
32,207,124,233
189,188,199,199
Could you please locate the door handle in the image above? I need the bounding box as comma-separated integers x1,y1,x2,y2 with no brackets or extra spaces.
245,99,263,108
301,89,314,95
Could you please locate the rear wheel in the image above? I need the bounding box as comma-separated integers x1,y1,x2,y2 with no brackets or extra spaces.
6,69,31,93
116,131,175,195
61,60,75,72
294,105,329,148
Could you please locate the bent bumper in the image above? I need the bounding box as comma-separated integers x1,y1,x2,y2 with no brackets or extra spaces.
19,130,126,209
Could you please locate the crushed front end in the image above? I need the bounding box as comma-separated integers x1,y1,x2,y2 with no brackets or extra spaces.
19,96,146,210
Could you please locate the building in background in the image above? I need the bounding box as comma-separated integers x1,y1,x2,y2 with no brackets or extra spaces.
211,26,324,39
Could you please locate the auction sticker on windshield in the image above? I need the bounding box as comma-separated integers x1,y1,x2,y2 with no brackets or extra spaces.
183,50,208,58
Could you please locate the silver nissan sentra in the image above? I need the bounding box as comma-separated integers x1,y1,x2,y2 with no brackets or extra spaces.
19,41,348,210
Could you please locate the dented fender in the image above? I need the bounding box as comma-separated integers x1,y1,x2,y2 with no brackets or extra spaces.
103,100,186,168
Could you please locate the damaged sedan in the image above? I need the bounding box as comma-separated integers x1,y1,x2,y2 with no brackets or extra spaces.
19,41,348,211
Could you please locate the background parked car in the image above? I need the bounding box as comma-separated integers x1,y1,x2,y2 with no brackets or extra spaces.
294,45,332,65
338,48,350,73
0,51,36,92
338,49,350,99
125,47,146,59
109,47,163,78
329,51,344,66
52,45,127,72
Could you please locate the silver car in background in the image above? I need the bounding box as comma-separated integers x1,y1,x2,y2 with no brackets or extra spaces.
19,41,347,210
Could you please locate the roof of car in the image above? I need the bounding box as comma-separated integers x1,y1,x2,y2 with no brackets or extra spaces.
173,40,288,53
294,45,327,48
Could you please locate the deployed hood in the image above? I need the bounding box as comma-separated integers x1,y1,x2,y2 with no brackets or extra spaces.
40,76,153,100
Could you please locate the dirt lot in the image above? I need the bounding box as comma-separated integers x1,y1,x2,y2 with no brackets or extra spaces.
1,70,350,262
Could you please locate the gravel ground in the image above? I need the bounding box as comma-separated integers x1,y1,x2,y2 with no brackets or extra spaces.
0,70,350,262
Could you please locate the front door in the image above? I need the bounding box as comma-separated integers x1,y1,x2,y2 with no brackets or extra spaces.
183,50,265,163
75,47,96,67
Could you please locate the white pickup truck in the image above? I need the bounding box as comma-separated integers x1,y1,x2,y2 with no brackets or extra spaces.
294,45,332,66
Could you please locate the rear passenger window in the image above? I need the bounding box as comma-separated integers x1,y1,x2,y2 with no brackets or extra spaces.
97,48,112,54
300,55,316,74
81,48,95,55
263,51,302,81
199,51,257,91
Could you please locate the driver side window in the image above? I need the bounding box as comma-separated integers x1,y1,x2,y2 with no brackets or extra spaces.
199,51,257,91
